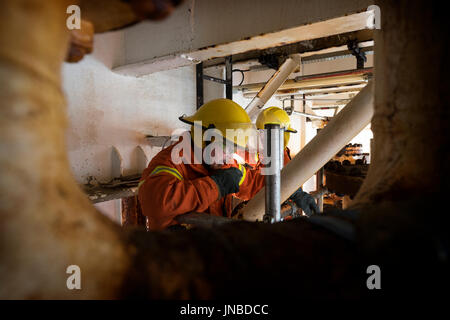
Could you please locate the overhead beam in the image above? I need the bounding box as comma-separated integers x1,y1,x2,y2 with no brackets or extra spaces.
204,30,373,69
114,12,374,76
181,11,373,62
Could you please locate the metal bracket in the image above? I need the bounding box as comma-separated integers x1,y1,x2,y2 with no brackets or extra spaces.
282,95,295,115
347,40,367,69
196,56,233,108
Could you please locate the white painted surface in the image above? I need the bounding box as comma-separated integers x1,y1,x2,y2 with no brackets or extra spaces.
181,11,373,63
120,0,373,68
63,33,196,185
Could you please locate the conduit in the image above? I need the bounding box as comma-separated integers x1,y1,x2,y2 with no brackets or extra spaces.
263,124,284,223
246,54,301,121
243,81,374,221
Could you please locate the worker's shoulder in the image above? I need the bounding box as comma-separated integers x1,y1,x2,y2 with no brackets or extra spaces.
148,140,189,169
150,143,178,164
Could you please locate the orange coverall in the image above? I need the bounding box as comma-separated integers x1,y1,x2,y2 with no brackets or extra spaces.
138,139,265,230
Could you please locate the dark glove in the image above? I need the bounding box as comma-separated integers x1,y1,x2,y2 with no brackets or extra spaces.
210,167,243,198
289,187,319,217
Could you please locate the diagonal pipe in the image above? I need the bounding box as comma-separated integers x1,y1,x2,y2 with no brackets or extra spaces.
245,54,302,121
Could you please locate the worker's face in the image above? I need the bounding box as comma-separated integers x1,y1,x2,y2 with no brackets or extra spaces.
206,141,236,169
202,127,258,168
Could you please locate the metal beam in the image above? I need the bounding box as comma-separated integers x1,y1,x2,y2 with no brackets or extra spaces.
182,11,373,63
196,62,204,109
203,30,373,69
225,56,233,100
292,111,329,121
203,74,228,84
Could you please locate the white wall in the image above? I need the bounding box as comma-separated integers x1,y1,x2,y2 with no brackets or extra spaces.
63,32,196,185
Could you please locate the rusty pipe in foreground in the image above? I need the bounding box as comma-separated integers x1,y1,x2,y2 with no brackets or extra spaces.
243,81,374,221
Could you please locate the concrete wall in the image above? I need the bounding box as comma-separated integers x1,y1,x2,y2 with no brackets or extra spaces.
62,32,197,185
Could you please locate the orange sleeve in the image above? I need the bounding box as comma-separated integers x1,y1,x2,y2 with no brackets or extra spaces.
235,147,292,201
234,165,265,201
138,163,220,231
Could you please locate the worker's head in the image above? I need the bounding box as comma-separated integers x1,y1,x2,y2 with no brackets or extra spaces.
179,98,256,166
256,106,297,147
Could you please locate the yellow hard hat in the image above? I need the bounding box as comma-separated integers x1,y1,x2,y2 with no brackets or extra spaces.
256,106,297,146
179,98,255,149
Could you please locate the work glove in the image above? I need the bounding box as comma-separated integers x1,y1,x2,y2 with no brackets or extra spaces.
210,167,243,198
289,187,319,217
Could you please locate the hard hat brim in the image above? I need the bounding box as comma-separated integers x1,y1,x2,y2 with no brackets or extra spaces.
286,126,297,133
179,115,205,127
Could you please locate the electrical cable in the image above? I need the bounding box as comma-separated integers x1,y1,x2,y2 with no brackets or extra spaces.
232,69,249,86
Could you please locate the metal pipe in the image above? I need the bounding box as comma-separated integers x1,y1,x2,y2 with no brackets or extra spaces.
316,169,324,212
263,124,283,223
311,106,340,110
243,81,374,221
292,111,329,121
315,128,324,213
246,54,301,120
225,56,233,100
294,68,372,82
280,97,351,101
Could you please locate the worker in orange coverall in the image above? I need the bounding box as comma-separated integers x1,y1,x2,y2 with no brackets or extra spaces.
138,98,265,230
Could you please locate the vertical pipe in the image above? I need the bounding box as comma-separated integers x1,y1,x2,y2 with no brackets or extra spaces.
225,56,233,100
316,168,324,212
196,62,204,109
263,124,283,223
316,128,324,212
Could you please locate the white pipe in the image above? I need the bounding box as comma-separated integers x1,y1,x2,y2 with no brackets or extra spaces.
292,111,329,121
246,54,301,121
243,81,374,221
